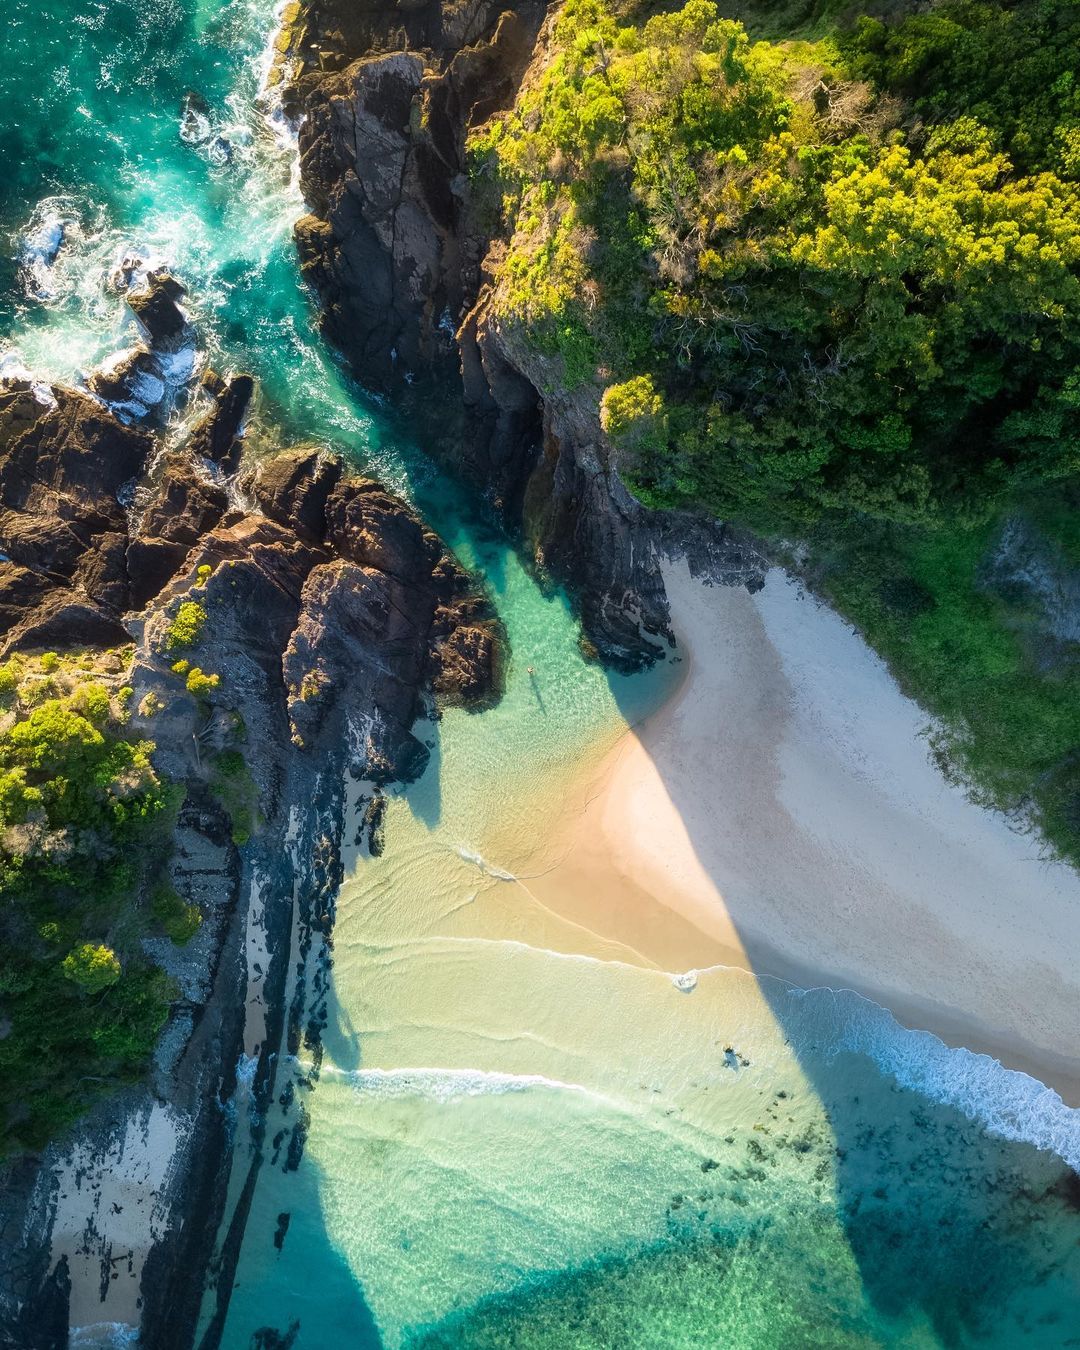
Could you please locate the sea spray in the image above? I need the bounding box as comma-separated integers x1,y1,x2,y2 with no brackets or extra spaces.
323,1065,609,1106
776,980,1080,1169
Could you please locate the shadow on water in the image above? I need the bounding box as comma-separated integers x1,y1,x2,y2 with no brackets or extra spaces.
10,0,1080,1343
404,706,445,833
214,1139,383,1350
526,669,547,715
589,644,1080,1347
317,959,363,1078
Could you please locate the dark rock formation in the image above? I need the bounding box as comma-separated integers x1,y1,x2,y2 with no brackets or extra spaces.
0,380,151,653
186,372,254,471
290,0,545,385
127,269,192,350
242,444,341,539
86,344,162,406
88,269,200,425
0,356,502,1347
288,0,767,670
127,450,229,606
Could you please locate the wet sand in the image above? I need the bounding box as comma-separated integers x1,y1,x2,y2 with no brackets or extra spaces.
519,560,1080,1103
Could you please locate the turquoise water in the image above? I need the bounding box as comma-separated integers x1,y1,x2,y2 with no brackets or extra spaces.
4,2,1080,1347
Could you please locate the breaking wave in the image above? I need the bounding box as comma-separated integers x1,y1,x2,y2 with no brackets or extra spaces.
325,1065,601,1106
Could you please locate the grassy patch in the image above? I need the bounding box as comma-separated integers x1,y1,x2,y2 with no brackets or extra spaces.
209,749,261,847
164,600,207,652
150,884,202,946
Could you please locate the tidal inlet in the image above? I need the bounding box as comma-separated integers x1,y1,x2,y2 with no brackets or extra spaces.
2,0,1080,1347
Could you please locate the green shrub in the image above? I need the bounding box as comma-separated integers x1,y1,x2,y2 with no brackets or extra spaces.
209,749,261,846
150,885,202,945
164,601,207,652
186,667,220,697
62,943,121,994
0,660,180,1155
473,0,1080,868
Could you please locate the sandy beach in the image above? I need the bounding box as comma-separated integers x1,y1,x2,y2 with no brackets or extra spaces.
522,559,1080,1102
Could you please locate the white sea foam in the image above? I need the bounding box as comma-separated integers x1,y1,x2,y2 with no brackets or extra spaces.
455,845,517,882
69,1322,140,1348
18,199,78,299
235,1051,259,1092
327,1065,597,1106
778,981,1080,1170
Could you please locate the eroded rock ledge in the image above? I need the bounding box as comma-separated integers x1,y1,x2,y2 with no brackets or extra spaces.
287,0,767,671
0,361,501,1345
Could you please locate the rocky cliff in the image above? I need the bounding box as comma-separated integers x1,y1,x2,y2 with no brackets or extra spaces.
287,0,767,671
0,274,501,1346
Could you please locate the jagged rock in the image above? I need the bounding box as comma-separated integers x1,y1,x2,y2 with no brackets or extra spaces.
293,0,545,384
0,564,51,636
127,270,191,349
141,453,230,547
283,557,431,766
186,373,254,471
73,530,131,612
431,617,501,707
325,477,442,581
128,452,229,606
242,445,342,540
2,593,131,654
0,379,151,653
87,345,165,412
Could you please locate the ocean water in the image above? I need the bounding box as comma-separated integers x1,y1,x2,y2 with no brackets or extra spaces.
3,3,1080,1348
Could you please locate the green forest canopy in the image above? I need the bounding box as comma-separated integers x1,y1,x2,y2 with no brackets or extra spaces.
472,0,1080,864
472,0,1080,529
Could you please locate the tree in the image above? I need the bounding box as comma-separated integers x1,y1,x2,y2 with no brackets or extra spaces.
62,943,121,994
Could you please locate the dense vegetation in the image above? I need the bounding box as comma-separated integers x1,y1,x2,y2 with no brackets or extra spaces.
472,0,1080,860
0,651,182,1154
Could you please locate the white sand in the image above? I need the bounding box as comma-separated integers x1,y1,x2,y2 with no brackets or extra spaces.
527,560,1080,1100
50,1101,193,1336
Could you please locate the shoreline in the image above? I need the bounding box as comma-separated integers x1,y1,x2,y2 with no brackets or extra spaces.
520,558,1080,1110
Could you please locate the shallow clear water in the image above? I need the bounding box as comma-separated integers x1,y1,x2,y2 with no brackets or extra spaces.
4,3,1080,1347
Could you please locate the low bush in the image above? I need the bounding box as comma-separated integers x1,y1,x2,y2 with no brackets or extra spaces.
164,601,207,652
0,653,180,1155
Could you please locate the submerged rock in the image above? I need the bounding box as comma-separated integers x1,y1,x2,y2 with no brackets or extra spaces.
180,89,213,145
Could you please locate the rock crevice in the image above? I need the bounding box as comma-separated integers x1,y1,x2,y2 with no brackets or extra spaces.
288,0,768,670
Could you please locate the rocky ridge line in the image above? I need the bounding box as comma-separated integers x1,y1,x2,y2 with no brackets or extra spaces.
0,272,502,1346
286,0,768,671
